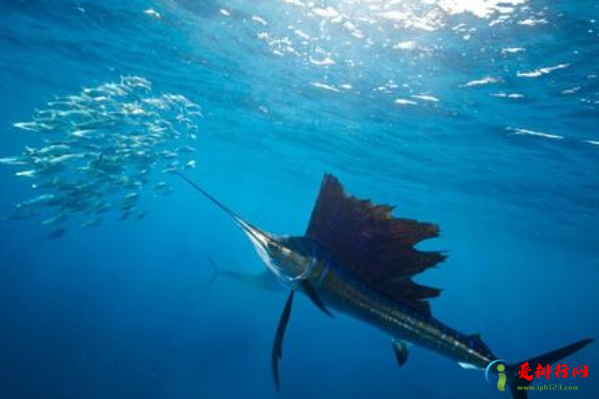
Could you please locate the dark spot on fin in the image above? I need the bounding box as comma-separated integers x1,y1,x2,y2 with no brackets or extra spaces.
305,174,444,317
300,280,333,318
391,339,409,367
272,290,295,392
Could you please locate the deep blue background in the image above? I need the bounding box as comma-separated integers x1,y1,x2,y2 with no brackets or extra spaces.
0,0,598,398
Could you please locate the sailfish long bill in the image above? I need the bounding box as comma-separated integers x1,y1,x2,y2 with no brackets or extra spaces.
178,171,592,399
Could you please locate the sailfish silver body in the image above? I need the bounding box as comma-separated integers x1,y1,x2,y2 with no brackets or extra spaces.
179,172,592,399
259,235,495,369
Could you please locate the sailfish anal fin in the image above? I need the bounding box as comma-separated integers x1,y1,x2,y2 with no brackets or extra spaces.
305,174,445,317
392,339,410,366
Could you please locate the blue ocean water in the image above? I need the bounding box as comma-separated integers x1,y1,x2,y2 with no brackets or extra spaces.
0,0,598,398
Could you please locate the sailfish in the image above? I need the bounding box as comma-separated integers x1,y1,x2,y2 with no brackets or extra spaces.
178,172,592,399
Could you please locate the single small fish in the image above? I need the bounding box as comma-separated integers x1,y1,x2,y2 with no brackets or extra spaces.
121,76,152,90
14,122,41,131
44,227,68,240
184,160,196,170
123,192,140,203
93,201,112,214
158,150,178,160
153,182,168,191
47,153,85,165
57,109,93,119
122,202,136,212
176,145,196,154
153,182,173,196
71,129,97,138
162,166,178,174
20,194,58,207
35,144,71,155
81,217,102,228
16,170,36,178
0,156,28,166
41,214,68,226
148,125,168,134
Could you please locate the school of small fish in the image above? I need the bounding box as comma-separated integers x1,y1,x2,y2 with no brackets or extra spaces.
0,76,201,239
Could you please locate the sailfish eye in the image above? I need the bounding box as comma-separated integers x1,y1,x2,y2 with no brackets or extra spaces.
267,242,279,253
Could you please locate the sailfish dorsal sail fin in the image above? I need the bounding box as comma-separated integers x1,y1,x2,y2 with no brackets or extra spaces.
305,174,445,317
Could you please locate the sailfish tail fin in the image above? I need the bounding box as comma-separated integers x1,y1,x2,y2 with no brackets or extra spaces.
208,258,221,286
505,338,593,399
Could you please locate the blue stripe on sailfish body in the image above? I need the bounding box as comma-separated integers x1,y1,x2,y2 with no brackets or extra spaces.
179,172,593,399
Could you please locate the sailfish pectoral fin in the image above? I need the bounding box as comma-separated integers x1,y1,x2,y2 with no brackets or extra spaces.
300,280,334,318
272,282,333,391
272,290,295,391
